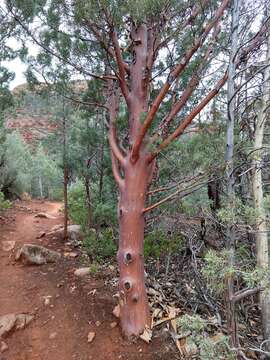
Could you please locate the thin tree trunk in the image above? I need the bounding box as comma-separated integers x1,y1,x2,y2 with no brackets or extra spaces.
63,112,68,241
252,33,270,346
38,175,43,198
225,0,240,348
98,115,105,201
84,176,92,228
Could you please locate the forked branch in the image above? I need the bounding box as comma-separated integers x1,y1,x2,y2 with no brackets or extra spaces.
148,72,228,162
131,0,230,161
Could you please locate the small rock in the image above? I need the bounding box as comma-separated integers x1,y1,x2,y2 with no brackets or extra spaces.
108,265,115,272
95,321,101,327
1,341,8,353
2,241,16,252
36,232,46,239
15,244,61,265
47,224,83,243
44,296,52,306
64,252,78,258
87,331,95,343
110,322,117,329
49,332,57,340
74,268,90,277
0,313,34,338
35,212,56,219
112,305,120,318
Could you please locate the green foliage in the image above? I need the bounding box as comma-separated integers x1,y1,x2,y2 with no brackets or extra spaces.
217,197,258,226
177,314,207,333
31,145,63,200
83,228,116,261
93,202,117,227
177,314,234,360
89,262,99,274
144,230,184,258
242,267,270,289
0,132,33,197
202,250,234,294
0,191,11,211
68,180,88,227
203,249,270,294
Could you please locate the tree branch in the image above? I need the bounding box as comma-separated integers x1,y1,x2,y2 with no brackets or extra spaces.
143,175,207,213
131,0,230,160
154,25,221,141
111,151,124,190
111,30,130,102
148,72,228,162
232,287,262,303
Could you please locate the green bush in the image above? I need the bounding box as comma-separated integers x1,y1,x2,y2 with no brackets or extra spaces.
144,230,184,258
177,314,234,360
0,191,11,211
68,181,88,227
83,228,116,261
93,201,117,227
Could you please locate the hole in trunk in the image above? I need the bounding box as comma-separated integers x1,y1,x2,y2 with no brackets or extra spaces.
125,252,132,264
124,281,132,291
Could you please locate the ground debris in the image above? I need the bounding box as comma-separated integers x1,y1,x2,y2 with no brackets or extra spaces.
0,341,8,353
1,241,16,252
87,331,95,343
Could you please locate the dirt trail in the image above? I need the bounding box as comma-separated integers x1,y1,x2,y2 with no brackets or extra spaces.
0,200,174,360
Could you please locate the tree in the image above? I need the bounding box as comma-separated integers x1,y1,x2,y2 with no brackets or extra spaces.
224,0,240,347
7,0,268,337
252,33,270,346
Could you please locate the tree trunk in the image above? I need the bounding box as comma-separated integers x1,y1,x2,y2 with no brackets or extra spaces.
63,111,68,241
117,154,151,337
225,0,240,348
63,165,68,240
38,175,43,198
252,33,270,346
98,116,105,201
207,177,221,212
84,176,92,228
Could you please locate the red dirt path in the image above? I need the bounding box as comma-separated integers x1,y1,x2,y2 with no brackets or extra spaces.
0,200,176,360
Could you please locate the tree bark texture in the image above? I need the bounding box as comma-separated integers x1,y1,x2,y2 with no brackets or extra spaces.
118,154,153,337
225,0,241,347
252,33,270,345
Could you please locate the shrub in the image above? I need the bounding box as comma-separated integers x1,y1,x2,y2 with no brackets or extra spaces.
0,191,11,211
68,181,88,227
93,201,117,227
83,228,116,261
144,230,184,258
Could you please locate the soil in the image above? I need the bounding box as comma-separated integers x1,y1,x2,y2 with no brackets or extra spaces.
0,200,177,360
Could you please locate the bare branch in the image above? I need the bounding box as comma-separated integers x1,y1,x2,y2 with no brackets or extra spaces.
131,0,230,160
143,175,207,213
148,72,228,162
111,30,130,102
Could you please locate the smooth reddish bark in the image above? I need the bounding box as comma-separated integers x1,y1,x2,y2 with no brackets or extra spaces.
105,1,236,338
117,153,153,336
